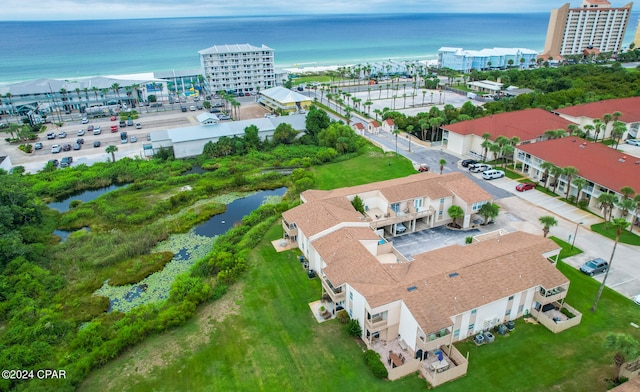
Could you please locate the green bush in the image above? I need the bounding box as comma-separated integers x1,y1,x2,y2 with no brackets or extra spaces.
465,236,473,244
347,319,362,337
336,309,349,324
364,349,388,379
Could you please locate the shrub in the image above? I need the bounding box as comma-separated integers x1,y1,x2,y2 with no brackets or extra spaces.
336,309,349,324
465,236,473,244
364,349,388,379
347,319,362,337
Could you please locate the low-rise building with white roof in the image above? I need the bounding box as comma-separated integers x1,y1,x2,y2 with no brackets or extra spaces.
437,47,538,72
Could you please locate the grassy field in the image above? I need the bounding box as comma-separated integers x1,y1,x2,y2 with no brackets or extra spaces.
591,222,640,246
312,148,416,189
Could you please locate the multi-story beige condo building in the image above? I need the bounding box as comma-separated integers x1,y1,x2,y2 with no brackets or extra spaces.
199,43,275,95
543,0,633,57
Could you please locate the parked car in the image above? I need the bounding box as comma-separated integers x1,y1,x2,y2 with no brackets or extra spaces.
625,139,640,146
47,132,56,139
516,182,536,192
58,131,67,138
580,258,608,276
418,163,429,172
87,125,94,132
127,118,134,126
76,138,84,144
461,159,478,167
81,117,89,124
395,222,407,233
135,123,142,129
189,105,196,111
218,114,230,120
181,106,187,112
93,127,102,135
111,125,118,132
129,135,137,143
119,120,126,128
34,142,43,150
482,169,505,180
62,144,72,152
212,103,225,108
73,143,81,150
146,133,151,141
110,116,117,121
60,156,73,168
93,140,101,148
48,159,59,167
77,129,85,136
470,163,491,173
51,144,61,153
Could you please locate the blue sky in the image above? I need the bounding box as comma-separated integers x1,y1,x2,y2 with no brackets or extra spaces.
2,1,577,21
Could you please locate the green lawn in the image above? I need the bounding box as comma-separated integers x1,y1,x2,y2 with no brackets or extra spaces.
313,147,416,189
591,222,640,246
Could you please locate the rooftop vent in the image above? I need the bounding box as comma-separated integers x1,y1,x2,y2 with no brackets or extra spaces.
407,286,417,292
449,272,459,278
619,158,625,163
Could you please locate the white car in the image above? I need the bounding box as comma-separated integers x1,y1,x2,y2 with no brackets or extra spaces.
77,129,85,136
81,118,89,124
625,139,640,146
51,144,61,153
469,163,491,173
482,169,505,180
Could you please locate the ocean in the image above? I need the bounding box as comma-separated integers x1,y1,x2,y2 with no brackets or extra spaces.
1,12,638,83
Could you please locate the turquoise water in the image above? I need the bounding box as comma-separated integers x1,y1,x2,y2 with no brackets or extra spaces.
1,12,638,83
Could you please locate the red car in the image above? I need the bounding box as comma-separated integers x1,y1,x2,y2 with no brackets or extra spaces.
110,116,117,121
110,125,118,132
516,182,536,192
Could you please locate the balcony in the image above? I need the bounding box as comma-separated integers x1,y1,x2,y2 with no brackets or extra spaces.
534,285,568,305
281,219,297,238
320,275,345,303
365,315,388,331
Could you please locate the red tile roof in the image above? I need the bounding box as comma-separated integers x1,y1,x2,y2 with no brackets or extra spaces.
384,118,394,125
517,138,640,193
442,108,575,141
353,122,365,130
370,120,381,127
554,97,640,123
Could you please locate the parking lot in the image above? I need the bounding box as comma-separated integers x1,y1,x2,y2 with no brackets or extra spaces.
1,97,269,173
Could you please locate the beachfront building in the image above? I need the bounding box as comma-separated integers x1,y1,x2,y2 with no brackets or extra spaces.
281,174,579,386
543,0,633,58
257,86,312,114
198,44,276,95
514,137,640,223
634,17,640,48
552,97,640,139
437,47,538,72
148,114,306,159
440,108,576,157
154,69,205,98
0,75,163,123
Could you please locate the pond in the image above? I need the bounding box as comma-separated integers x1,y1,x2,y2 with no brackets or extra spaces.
48,184,127,213
94,187,287,313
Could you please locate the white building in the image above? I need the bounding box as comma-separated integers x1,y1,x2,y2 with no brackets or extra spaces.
199,43,276,95
437,47,538,72
543,0,633,57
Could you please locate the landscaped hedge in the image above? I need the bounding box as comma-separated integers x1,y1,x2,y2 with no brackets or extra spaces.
364,349,389,379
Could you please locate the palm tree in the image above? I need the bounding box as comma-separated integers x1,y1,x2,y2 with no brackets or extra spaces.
562,166,579,200
591,218,631,312
478,202,500,225
111,83,121,102
572,177,588,205
593,118,603,143
419,119,428,141
583,124,594,140
106,145,118,162
617,198,635,223
392,128,401,154
550,165,563,194
603,332,639,384
619,186,635,200
447,205,464,227
406,125,413,152
611,121,626,148
597,193,618,222
632,194,640,233
538,215,558,237
540,161,555,188
438,158,447,174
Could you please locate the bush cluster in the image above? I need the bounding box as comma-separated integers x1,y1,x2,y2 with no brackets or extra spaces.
364,349,389,379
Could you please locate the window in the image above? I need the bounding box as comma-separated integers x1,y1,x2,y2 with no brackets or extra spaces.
471,309,477,314
468,323,475,330
414,198,423,209
453,329,460,337
518,305,524,313
440,198,445,204
349,292,353,300
505,309,511,316
508,296,514,301
391,203,400,213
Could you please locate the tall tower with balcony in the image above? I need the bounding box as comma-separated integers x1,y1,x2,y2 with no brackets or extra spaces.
543,0,633,58
199,43,275,94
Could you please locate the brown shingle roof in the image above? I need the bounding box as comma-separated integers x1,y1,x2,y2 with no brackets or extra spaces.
553,97,640,124
281,198,363,238
314,227,566,334
442,108,575,141
517,137,640,195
